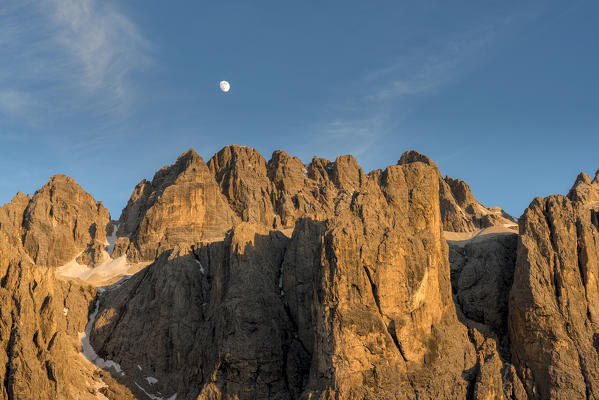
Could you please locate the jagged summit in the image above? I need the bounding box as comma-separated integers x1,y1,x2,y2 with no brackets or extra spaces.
112,146,511,266
2,145,598,399
2,174,111,269
398,149,440,172
0,174,132,399
9,191,30,203
568,169,599,204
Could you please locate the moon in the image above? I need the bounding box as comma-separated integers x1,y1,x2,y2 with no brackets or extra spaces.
219,81,230,92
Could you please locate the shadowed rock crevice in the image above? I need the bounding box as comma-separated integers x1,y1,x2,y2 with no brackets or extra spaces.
448,231,518,358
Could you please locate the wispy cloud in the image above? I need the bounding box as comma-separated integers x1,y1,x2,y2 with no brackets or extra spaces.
364,24,499,103
0,89,36,117
0,0,149,119
316,114,392,158
48,0,149,96
310,14,523,159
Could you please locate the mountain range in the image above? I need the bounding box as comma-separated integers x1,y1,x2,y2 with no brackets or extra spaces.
1,145,598,400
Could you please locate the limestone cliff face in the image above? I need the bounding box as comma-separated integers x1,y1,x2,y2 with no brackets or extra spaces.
116,145,372,263
449,232,518,355
21,175,110,268
398,151,516,232
208,145,277,226
509,173,599,399
5,145,599,400
114,149,239,262
91,225,296,400
301,161,477,398
0,178,133,400
90,147,512,399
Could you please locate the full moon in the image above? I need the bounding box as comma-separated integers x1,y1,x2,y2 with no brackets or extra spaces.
219,81,230,92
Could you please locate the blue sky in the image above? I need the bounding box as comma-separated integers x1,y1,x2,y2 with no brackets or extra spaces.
1,1,598,218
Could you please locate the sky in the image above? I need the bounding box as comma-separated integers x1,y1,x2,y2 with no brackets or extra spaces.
1,1,598,219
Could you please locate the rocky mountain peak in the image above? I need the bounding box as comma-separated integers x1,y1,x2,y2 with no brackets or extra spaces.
1,191,30,229
509,171,599,398
20,174,110,268
149,148,206,190
209,144,268,173
330,154,364,190
444,176,478,209
567,170,599,204
397,150,515,232
208,145,274,225
267,150,306,194
0,174,136,399
575,171,592,185
9,145,599,399
398,149,441,173
114,148,239,261
8,191,30,204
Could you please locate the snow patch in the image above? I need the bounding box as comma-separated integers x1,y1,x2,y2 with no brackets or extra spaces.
137,364,143,371
146,376,158,384
278,262,285,296
134,382,177,400
195,259,205,274
79,301,125,376
476,204,489,216
56,254,149,286
105,223,119,256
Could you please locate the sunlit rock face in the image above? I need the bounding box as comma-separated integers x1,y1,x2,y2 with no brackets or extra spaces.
20,175,110,268
114,149,239,262
0,177,134,399
90,147,521,399
509,173,599,399
3,144,599,399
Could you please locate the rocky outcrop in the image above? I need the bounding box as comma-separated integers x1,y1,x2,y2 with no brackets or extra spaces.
300,160,479,398
208,145,277,226
0,178,133,399
8,145,599,400
90,147,514,399
449,231,518,355
114,149,239,262
509,173,599,399
91,224,296,400
115,145,372,263
20,175,110,268
399,150,516,233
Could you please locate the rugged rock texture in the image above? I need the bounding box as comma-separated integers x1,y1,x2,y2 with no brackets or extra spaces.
299,160,479,398
115,145,371,263
91,225,295,400
91,147,515,399
208,145,277,226
0,178,133,399
114,149,239,262
118,146,513,267
449,232,518,355
21,175,110,268
509,173,599,399
398,151,516,232
4,145,598,400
